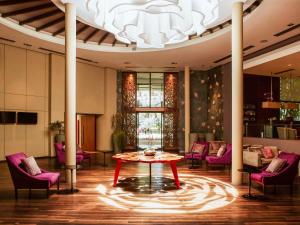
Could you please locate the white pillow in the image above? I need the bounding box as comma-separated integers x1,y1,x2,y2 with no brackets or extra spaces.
266,158,286,173
217,145,226,157
22,156,42,176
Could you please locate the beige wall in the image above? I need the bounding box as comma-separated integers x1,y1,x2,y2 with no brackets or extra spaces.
49,54,115,155
96,68,117,150
0,44,49,160
0,45,117,160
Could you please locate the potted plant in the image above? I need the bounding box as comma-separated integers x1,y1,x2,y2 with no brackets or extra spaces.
111,113,125,153
49,120,65,143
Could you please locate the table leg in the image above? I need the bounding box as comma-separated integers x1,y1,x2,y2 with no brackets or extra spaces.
70,168,73,192
248,172,252,197
113,160,122,187
170,162,180,189
149,163,152,185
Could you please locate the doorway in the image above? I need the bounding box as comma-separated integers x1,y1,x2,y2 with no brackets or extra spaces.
137,112,163,150
76,114,96,151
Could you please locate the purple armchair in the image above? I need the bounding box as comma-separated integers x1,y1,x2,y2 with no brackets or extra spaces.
251,152,300,194
185,142,209,168
54,143,84,167
6,152,60,199
206,144,232,167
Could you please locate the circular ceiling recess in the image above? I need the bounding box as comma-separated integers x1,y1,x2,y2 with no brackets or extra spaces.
0,0,262,52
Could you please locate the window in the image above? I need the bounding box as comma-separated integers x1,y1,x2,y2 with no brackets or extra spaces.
137,73,164,107
280,76,300,121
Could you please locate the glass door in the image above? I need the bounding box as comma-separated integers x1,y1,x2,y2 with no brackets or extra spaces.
137,113,163,150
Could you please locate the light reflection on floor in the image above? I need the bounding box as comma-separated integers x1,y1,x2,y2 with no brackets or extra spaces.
96,174,238,214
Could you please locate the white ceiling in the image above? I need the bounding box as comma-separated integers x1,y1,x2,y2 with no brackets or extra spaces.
0,0,299,71
245,52,300,77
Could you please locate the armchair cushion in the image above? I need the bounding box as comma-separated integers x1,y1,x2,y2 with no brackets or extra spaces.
216,145,226,157
251,171,275,183
192,143,205,153
35,172,60,185
21,156,41,176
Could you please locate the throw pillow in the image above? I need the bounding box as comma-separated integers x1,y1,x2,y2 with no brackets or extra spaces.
192,143,205,153
217,145,226,157
262,147,274,159
21,156,42,176
211,142,221,151
266,158,287,173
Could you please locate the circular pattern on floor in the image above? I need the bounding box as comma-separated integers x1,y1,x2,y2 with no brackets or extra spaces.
96,174,238,213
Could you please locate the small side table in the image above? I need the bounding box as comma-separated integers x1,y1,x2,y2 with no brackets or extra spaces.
189,153,199,169
98,149,113,167
238,166,262,200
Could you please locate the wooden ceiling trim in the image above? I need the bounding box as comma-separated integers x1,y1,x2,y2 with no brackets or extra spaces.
53,21,79,36
84,28,99,43
0,0,37,6
1,2,54,18
98,32,110,44
36,16,65,32
52,26,65,36
19,9,61,25
76,24,89,36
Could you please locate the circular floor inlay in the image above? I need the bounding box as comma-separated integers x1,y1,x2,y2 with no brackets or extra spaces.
96,174,238,213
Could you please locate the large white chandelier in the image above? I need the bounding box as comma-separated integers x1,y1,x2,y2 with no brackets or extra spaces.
55,0,246,49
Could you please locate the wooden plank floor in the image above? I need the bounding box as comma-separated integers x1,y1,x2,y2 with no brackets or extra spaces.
0,158,299,225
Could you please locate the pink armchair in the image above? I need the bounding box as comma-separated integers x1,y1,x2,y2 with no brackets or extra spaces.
6,152,60,199
251,152,300,194
185,142,209,168
54,143,84,167
205,144,232,168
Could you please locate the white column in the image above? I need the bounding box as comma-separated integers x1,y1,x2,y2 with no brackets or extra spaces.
65,2,77,184
231,1,244,185
184,66,190,152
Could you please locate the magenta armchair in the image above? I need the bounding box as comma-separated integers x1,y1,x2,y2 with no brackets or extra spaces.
251,152,300,194
206,144,232,166
54,143,84,167
185,142,209,168
6,152,60,199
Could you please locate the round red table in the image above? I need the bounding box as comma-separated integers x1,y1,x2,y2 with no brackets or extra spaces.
112,152,184,189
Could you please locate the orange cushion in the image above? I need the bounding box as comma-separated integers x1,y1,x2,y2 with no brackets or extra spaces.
262,147,273,159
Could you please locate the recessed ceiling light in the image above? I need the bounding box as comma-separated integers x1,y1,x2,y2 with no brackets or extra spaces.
260,40,268,43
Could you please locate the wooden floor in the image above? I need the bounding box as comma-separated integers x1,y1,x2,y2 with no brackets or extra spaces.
0,158,300,225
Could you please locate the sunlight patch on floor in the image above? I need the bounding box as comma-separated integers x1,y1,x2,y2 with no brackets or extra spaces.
96,174,238,214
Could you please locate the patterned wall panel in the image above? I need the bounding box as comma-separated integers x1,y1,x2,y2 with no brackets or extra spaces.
177,72,185,151
122,72,137,148
190,70,208,133
207,67,224,140
190,67,224,140
164,73,178,150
